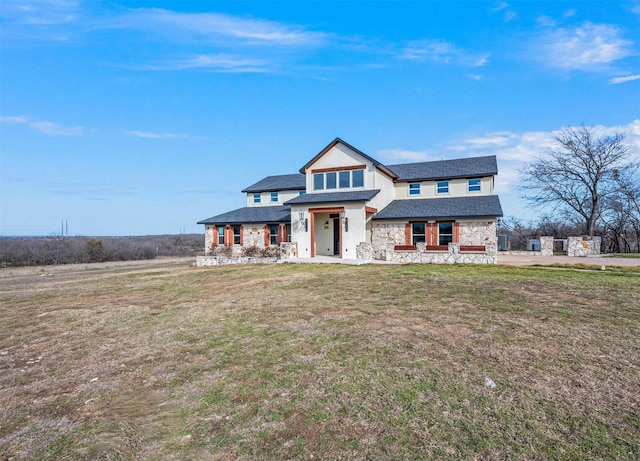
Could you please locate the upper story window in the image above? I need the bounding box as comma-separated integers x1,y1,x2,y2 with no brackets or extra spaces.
352,169,364,187
339,171,350,188
468,178,481,192
437,181,449,194
326,172,337,189
270,192,278,202
312,168,365,191
409,183,421,195
313,173,324,190
253,193,261,204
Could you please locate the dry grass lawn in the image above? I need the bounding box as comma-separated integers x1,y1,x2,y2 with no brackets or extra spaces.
1,261,639,460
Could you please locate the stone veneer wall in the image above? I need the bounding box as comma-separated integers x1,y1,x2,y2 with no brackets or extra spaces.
371,222,406,260
458,220,497,246
567,236,601,257
385,242,498,264
204,225,215,255
370,221,497,261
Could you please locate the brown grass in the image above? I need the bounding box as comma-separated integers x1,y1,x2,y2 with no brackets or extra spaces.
1,261,638,460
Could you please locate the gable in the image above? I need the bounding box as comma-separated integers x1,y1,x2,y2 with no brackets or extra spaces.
300,137,397,178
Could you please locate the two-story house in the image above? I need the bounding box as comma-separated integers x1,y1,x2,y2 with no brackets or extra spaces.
198,138,503,263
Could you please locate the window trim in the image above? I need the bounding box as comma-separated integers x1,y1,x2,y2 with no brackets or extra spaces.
270,192,278,203
253,193,261,204
409,183,421,196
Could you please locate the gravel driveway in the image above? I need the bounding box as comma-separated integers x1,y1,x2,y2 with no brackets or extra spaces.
497,254,640,267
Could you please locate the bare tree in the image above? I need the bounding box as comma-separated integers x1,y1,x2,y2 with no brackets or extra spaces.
520,126,637,236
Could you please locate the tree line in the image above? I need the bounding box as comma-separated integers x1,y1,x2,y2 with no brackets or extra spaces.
519,125,639,252
0,234,203,268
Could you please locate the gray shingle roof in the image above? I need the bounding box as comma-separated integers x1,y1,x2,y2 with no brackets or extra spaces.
285,189,381,205
241,174,306,193
387,156,498,182
197,206,291,225
373,195,503,220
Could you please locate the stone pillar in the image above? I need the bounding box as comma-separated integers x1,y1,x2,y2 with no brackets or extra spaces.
540,236,554,256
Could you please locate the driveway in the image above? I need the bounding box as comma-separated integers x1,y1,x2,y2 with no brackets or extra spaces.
497,254,640,267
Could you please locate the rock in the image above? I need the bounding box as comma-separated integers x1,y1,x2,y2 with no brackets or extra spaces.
484,377,497,389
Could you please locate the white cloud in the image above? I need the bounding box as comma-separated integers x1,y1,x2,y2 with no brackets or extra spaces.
492,2,509,12
0,115,83,136
537,22,633,70
399,40,457,63
503,10,517,22
376,148,438,163
117,8,328,47
0,0,79,25
399,40,489,68
126,130,199,139
609,74,640,84
537,15,557,27
154,54,270,73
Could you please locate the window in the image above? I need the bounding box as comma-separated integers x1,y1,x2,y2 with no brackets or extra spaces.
412,223,426,245
217,226,224,245
437,181,449,194
339,171,350,188
326,172,337,189
270,192,278,202
286,224,291,242
312,169,365,190
468,179,481,192
269,224,279,246
253,193,261,204
409,183,421,195
352,169,364,187
233,225,241,245
314,173,324,190
438,222,453,245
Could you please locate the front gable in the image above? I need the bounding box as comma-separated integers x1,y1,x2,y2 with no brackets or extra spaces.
300,138,397,178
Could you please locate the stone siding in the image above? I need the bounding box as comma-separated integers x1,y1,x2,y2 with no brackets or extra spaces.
371,222,406,260
567,236,601,257
356,242,373,261
385,242,498,264
458,220,497,246
204,225,215,255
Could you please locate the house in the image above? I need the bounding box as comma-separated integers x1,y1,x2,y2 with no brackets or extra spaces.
197,138,503,264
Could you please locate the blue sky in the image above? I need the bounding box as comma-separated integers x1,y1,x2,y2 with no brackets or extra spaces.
1,1,639,236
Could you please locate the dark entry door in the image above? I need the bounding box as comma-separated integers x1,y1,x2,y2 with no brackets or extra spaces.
333,218,340,255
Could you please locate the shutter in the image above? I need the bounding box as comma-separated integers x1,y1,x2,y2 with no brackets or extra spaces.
225,226,231,246
427,223,436,246
405,223,411,245
239,225,244,246
453,222,460,243
264,225,270,247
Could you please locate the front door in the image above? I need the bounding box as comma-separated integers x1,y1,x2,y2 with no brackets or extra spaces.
333,218,340,255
